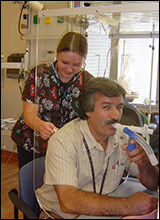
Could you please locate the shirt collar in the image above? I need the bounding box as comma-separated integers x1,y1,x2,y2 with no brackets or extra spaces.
79,120,120,152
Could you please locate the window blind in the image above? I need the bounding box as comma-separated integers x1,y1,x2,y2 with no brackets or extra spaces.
86,29,159,107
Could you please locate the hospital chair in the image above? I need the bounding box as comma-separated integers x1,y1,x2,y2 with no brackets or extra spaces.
120,100,143,127
149,112,159,160
8,156,45,219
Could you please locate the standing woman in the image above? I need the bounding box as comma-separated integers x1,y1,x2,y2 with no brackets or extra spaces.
11,31,94,169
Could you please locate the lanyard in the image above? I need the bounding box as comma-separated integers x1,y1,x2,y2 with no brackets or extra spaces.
83,135,110,195
51,62,80,126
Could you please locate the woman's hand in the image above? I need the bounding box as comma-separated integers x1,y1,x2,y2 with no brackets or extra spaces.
23,101,58,140
39,121,58,140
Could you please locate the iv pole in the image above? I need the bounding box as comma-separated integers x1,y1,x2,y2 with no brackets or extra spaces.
148,23,155,125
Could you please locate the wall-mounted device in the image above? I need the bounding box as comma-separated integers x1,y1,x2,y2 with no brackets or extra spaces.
7,53,24,78
26,1,44,12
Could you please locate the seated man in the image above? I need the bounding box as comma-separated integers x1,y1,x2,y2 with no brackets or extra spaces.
36,77,159,219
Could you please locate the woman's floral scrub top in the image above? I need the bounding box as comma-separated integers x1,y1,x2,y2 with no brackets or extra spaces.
11,61,93,155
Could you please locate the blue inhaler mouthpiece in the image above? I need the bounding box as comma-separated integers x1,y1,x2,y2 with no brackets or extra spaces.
123,127,136,151
120,126,158,166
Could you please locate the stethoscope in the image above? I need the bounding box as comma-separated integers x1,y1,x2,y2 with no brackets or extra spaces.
51,62,81,127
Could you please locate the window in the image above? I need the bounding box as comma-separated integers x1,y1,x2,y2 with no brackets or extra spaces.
85,31,111,78
117,38,159,107
86,30,159,111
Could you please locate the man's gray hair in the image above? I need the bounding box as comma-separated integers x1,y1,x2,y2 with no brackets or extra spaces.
79,77,126,120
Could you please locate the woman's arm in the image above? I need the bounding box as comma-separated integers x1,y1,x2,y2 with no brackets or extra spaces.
23,101,56,139
23,101,43,131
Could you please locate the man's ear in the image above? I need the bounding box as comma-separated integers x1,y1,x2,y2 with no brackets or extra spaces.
86,112,91,117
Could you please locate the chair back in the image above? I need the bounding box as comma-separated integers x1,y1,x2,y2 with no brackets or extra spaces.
120,101,143,127
19,156,45,213
149,112,159,157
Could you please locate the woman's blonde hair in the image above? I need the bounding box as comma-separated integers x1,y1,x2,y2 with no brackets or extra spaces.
57,31,88,58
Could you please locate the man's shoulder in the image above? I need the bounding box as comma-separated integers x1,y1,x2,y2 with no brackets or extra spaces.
57,118,82,136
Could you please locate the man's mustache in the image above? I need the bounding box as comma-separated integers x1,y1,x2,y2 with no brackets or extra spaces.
105,119,119,125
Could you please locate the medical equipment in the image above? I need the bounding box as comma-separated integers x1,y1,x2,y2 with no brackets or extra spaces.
6,53,25,78
23,48,29,72
13,1,44,36
26,1,44,12
112,123,156,138
108,122,159,196
112,123,159,166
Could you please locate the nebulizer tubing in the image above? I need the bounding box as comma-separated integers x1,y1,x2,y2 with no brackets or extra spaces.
112,123,159,166
107,163,131,196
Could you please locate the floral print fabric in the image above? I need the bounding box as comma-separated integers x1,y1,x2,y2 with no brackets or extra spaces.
11,61,93,155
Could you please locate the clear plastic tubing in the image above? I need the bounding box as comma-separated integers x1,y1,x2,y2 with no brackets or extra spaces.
112,124,158,166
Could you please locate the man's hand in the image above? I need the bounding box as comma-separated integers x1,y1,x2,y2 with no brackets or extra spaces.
122,139,148,165
127,191,158,215
122,138,159,191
